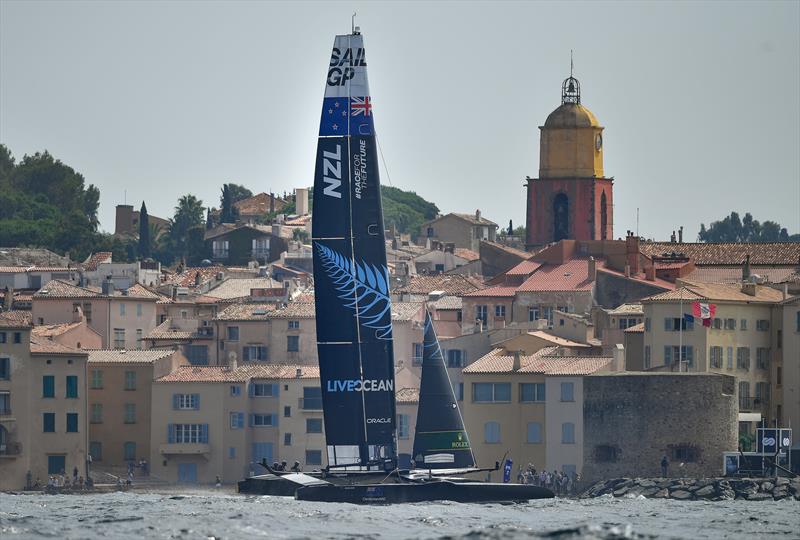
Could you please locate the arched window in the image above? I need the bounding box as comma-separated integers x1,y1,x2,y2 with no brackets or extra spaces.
600,192,608,240
553,193,569,241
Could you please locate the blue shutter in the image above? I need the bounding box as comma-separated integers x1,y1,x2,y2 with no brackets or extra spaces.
237,412,244,428
664,346,672,365
687,346,694,366
248,384,254,397
168,424,176,443
272,414,278,427
193,394,200,410
272,384,279,396
172,394,180,410
664,318,671,331
200,424,209,443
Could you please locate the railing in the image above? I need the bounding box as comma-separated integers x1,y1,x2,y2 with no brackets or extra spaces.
0,442,21,456
0,408,11,417
252,249,270,259
212,250,229,259
299,397,323,410
739,396,768,411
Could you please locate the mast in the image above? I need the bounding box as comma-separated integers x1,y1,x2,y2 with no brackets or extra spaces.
311,29,397,469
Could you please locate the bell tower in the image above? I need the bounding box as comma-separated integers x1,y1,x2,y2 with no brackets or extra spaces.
525,70,613,248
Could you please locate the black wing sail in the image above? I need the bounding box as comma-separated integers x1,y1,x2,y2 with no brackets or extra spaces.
312,31,397,469
412,311,475,469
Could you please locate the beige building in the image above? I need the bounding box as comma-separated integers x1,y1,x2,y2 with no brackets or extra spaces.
421,211,498,253
776,295,800,440
32,279,159,350
87,349,186,469
0,311,89,489
150,364,323,484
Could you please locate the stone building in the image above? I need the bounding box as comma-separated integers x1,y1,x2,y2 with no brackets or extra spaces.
582,373,738,482
420,211,498,253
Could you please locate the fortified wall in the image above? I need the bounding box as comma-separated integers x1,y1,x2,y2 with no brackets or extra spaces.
582,373,738,482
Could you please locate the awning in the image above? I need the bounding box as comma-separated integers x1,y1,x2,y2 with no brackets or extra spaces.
738,412,762,422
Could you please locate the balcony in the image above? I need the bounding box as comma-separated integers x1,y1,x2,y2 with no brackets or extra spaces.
159,443,210,456
0,441,21,458
0,408,13,419
299,397,323,411
252,249,270,260
739,396,768,412
212,250,229,260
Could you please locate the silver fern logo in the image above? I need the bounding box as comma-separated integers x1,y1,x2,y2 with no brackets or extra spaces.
316,243,393,340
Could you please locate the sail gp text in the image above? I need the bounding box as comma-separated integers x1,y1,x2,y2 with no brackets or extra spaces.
353,139,367,200
327,379,394,392
327,47,366,86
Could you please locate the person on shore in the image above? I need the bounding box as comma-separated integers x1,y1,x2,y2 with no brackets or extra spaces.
78,476,84,490
661,455,669,477
72,466,78,484
215,475,222,488
291,461,301,473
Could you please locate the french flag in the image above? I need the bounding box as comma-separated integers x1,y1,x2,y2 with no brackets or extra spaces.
692,302,716,327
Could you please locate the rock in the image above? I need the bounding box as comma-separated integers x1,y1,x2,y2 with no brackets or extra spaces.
746,492,774,501
638,479,656,488
640,486,660,497
613,487,629,497
772,486,788,497
719,489,736,500
652,488,669,498
695,485,716,498
760,481,774,492
671,490,693,500
657,480,672,489
775,477,789,486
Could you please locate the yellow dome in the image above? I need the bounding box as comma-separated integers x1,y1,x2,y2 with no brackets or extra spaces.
544,103,600,128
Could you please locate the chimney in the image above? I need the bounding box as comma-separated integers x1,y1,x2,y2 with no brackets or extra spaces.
269,192,275,214
626,232,640,274
295,367,302,378
228,352,238,370
670,231,676,243
612,343,625,372
101,275,115,296
645,264,656,281
72,304,84,323
742,282,757,297
678,226,683,243
296,188,309,216
742,254,751,281
194,272,201,287
512,350,522,371
444,243,455,254
3,287,12,311
783,283,788,301
171,286,178,301
587,257,596,282
475,209,481,221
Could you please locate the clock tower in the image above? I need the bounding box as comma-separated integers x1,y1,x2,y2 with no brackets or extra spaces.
525,74,613,248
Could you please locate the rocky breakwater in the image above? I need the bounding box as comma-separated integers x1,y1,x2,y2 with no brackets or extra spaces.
581,477,800,501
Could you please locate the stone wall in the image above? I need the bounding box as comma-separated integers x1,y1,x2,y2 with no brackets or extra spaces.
582,373,737,482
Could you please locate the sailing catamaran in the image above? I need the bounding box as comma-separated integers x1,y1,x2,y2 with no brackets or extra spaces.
239,28,553,503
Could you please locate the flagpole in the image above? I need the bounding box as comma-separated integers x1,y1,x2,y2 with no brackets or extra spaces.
679,287,683,372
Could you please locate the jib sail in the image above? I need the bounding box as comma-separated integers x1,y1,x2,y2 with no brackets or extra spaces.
412,311,475,469
311,30,397,469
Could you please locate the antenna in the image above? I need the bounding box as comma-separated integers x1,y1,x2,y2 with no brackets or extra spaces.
570,49,574,77
352,12,356,34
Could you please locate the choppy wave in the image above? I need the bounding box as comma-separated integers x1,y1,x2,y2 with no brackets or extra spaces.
0,490,797,539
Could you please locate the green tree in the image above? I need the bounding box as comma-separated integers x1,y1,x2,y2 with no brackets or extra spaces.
699,211,796,242
168,194,205,261
138,201,151,259
227,183,253,203
220,184,238,224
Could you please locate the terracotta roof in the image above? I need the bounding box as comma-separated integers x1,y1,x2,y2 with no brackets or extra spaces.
391,302,424,321
30,336,86,356
596,266,675,291
505,259,543,276
35,280,99,298
233,192,288,215
83,252,112,271
0,266,73,273
396,387,419,404
463,285,517,298
480,240,531,259
524,330,590,348
517,258,594,292
684,266,797,285
450,213,498,226
607,303,644,315
31,321,83,337
123,284,162,300
624,322,645,334
429,295,462,310
204,223,272,241
87,349,175,363
284,215,311,226
640,242,800,266
215,303,278,321
267,301,316,319
643,280,785,304
205,278,282,301
155,363,318,383
464,347,610,375
653,261,690,270
145,319,194,340
395,274,485,296
163,266,226,289
0,310,32,328
453,248,480,262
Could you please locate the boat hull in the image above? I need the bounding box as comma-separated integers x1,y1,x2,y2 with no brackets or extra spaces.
295,480,554,504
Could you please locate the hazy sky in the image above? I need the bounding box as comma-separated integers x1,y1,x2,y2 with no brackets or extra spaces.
1,1,798,241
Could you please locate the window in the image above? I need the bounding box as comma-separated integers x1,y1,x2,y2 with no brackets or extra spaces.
47,455,66,475
284,433,292,446
91,403,103,424
243,345,268,361
412,342,423,366
664,346,694,367
724,318,736,330
755,382,770,405
284,405,291,417
756,348,770,370
136,329,142,350
250,383,278,397
228,446,237,459
644,346,651,369
306,418,323,433
595,445,618,462
186,345,209,365
136,303,142,317
43,412,55,432
562,422,575,444
740,319,748,331
796,311,800,332
726,347,733,369
457,382,464,401
736,347,751,370
251,414,277,427
113,328,125,349
0,357,9,380
664,317,693,331
397,414,410,439
230,385,241,397
124,371,136,390
43,375,55,398
306,450,322,465
526,422,542,443
230,412,245,429
123,442,136,461
287,335,299,352
709,346,723,369
227,326,240,341
777,330,782,349
519,383,545,402
0,332,5,343
83,303,92,323
644,318,651,332
120,303,126,316
124,403,136,424
301,386,321,409
476,305,488,325
618,318,638,330
739,381,750,400
756,319,769,331
173,393,200,410
560,382,574,402
543,307,554,325
495,305,506,318
446,349,465,368
169,424,209,444
66,375,78,398
712,318,722,329
89,442,102,461
777,366,782,386
252,442,273,464
528,307,540,322
288,320,300,329
472,382,511,403
91,369,103,389
0,392,9,415
484,421,500,443
13,332,21,344
66,413,78,433
671,445,697,462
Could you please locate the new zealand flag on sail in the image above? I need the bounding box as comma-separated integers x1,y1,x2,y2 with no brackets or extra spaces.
319,97,374,136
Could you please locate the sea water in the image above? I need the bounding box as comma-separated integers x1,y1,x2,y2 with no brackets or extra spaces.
1,490,798,539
